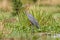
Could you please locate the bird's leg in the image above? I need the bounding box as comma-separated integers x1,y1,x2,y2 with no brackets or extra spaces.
31,25,35,34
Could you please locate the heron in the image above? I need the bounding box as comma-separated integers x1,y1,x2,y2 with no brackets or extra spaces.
25,11,40,29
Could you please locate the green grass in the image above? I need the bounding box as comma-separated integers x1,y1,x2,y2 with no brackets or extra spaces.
0,5,60,40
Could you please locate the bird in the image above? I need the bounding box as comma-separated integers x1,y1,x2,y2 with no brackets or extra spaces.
25,11,40,29
21,4,40,29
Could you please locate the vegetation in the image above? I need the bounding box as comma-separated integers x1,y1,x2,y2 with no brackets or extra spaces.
0,0,60,40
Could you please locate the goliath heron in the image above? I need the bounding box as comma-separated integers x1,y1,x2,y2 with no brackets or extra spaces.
25,11,40,29
22,4,40,29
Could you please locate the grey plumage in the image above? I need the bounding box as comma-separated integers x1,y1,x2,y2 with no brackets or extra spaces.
25,11,40,28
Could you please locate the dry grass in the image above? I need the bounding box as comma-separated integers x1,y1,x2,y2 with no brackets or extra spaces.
36,0,60,5
0,0,12,12
0,0,60,10
0,0,60,12
0,21,4,31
